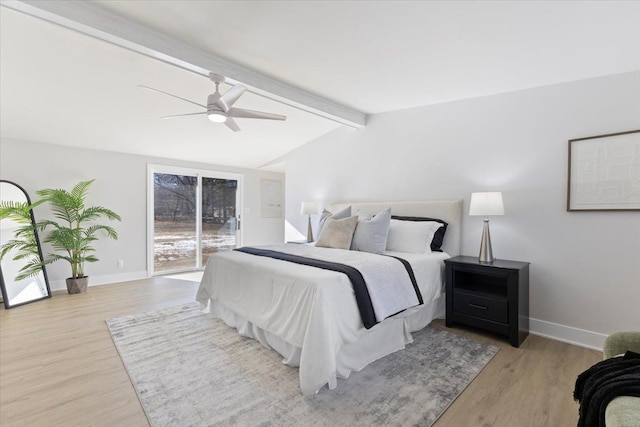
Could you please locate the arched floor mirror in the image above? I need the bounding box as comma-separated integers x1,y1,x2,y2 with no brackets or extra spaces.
0,180,51,308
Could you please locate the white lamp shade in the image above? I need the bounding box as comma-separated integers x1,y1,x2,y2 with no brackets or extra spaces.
469,192,504,216
300,201,318,215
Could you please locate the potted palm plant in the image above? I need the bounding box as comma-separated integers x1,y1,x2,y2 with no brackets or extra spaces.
36,179,121,294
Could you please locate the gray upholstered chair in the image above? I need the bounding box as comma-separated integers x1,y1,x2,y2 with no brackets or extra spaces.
602,331,640,427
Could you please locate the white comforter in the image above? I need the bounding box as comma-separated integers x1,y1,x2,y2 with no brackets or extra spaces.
236,244,422,323
196,244,448,395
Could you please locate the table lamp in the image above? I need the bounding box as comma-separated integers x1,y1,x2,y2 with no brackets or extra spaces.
300,201,318,242
469,192,504,263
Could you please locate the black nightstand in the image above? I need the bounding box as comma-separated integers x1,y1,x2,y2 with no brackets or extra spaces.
444,255,530,347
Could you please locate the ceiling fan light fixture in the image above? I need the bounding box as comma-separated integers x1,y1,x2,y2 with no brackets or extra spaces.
140,76,285,132
207,111,227,123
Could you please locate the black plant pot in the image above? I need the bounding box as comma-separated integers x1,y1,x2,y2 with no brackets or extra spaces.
66,276,89,294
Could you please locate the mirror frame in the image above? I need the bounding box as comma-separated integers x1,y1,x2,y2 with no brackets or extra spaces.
0,180,52,309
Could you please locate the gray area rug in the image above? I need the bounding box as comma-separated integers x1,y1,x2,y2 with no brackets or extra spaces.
107,303,498,427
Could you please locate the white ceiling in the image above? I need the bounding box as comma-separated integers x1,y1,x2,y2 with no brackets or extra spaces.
0,7,338,171
2,1,640,170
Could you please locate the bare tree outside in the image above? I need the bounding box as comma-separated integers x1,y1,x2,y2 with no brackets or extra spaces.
153,173,237,273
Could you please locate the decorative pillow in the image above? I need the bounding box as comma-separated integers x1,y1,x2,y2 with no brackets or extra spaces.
386,219,444,254
391,216,449,252
315,216,359,250
350,208,391,254
317,206,351,237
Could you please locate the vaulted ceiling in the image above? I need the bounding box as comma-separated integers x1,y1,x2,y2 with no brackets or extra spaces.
2,1,639,171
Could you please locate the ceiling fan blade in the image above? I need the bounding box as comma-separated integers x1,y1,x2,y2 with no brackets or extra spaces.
224,117,241,132
161,112,207,119
227,107,286,121
217,85,246,111
138,85,206,109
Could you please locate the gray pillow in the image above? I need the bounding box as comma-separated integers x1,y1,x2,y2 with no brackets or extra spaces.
317,206,351,237
350,208,391,254
315,216,359,250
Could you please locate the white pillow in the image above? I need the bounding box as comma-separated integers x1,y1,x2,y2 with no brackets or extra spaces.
350,208,391,254
386,219,444,254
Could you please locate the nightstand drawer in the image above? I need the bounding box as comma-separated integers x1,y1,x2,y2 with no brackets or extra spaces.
453,291,508,324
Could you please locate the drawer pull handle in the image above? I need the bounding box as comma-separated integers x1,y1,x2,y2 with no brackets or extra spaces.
469,303,488,310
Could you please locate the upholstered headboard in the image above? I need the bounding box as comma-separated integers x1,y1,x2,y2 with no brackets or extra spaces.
327,200,463,257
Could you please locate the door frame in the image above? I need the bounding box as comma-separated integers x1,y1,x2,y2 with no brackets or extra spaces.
147,164,243,277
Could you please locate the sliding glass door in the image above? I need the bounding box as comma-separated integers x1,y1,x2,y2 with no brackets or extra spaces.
152,173,198,273
201,177,238,267
148,165,242,276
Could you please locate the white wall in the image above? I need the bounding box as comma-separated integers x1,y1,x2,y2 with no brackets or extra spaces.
0,139,285,289
284,71,640,349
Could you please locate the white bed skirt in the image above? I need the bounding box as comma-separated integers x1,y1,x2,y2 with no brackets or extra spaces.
204,293,445,393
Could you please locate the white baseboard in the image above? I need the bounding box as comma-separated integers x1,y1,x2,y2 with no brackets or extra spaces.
530,317,608,352
49,270,148,292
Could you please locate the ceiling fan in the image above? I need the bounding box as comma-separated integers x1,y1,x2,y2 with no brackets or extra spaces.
139,73,286,132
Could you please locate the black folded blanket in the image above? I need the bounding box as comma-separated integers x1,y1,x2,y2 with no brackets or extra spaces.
574,351,640,427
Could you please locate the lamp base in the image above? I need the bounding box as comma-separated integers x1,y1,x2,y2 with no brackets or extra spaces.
306,215,313,243
478,218,494,263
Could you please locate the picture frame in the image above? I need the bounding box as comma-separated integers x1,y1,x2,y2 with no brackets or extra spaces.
567,129,640,211
260,179,283,218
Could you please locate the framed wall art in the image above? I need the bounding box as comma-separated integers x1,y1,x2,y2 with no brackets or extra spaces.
567,129,640,211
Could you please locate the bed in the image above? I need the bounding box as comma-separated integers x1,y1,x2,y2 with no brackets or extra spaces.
196,200,463,396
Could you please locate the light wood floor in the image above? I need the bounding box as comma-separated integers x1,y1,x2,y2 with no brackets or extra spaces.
0,278,601,426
